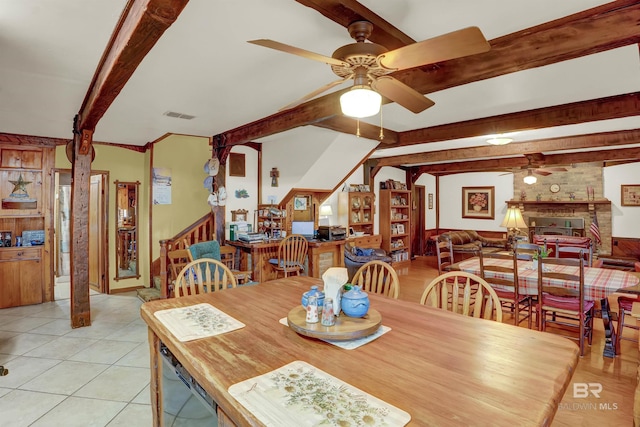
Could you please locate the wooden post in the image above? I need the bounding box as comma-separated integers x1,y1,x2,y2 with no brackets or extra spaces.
70,129,93,328
159,239,168,298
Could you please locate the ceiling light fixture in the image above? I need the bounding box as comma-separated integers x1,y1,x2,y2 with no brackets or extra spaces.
523,170,537,185
340,85,382,118
486,137,513,145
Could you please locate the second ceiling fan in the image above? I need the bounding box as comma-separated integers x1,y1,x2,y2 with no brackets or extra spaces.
249,20,491,117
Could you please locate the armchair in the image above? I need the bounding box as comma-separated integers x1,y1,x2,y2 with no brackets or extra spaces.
344,236,392,281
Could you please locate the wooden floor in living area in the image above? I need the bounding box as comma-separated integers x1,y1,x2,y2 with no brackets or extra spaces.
395,256,637,426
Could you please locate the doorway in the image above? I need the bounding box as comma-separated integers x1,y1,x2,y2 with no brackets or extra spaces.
411,185,426,257
54,170,109,298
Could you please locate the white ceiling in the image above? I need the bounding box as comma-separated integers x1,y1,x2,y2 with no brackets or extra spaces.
1,0,638,164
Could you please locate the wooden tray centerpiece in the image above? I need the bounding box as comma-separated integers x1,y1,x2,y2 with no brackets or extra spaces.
287,306,381,341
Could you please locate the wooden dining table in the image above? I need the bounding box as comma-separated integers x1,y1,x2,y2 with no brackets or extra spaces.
141,276,579,426
452,256,640,357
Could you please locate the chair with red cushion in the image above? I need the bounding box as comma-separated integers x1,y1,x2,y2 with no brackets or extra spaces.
538,254,594,356
616,295,640,354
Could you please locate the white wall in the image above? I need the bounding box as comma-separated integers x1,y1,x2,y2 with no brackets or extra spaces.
439,172,515,233
225,145,259,236
261,127,377,204
604,162,640,238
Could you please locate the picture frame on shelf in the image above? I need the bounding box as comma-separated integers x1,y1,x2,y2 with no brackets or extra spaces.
397,224,405,234
462,186,495,219
621,185,640,206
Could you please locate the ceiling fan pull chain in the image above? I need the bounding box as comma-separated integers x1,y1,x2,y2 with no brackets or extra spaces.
379,108,384,141
356,119,360,137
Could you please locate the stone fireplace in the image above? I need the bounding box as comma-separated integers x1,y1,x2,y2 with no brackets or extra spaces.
510,163,612,255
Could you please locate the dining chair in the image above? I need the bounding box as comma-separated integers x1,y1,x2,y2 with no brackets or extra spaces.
420,271,502,322
220,245,253,284
538,254,594,356
167,248,191,297
514,242,541,260
351,260,400,299
268,234,309,278
174,258,237,298
435,239,454,275
479,251,532,327
616,295,640,354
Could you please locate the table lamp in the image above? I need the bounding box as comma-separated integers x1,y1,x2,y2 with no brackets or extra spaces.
319,204,333,226
501,207,527,245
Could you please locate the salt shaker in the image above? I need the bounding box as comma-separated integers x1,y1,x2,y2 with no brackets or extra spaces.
321,297,335,326
305,295,319,323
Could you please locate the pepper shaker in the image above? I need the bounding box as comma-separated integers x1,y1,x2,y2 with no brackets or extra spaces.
305,295,319,323
321,297,335,326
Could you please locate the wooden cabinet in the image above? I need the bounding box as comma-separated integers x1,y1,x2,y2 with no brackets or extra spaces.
0,148,42,169
338,191,375,234
0,145,53,307
379,189,411,265
0,247,43,308
257,204,286,237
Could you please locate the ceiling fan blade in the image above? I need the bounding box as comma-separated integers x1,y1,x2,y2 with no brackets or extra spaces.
278,78,349,111
533,169,553,176
372,76,435,113
499,172,514,176
248,39,349,67
379,27,491,71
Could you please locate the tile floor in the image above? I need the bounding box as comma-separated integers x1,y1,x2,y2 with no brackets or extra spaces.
0,279,153,426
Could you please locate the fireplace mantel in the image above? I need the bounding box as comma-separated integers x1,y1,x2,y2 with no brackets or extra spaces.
506,199,611,210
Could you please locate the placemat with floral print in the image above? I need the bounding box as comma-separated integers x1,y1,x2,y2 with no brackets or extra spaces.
154,303,245,342
229,360,411,426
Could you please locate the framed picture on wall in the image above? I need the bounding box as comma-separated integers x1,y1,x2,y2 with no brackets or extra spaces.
462,186,495,219
621,185,640,206
428,193,433,210
294,196,308,211
229,153,246,177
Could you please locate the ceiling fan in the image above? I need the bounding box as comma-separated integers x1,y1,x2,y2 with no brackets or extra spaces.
249,21,491,116
500,158,568,177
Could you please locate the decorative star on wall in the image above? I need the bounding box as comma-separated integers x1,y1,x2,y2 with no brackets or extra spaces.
9,174,32,198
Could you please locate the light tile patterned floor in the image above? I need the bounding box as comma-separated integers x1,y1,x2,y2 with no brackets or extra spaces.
0,282,153,426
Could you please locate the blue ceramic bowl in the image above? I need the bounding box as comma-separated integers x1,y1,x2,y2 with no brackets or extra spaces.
341,286,369,318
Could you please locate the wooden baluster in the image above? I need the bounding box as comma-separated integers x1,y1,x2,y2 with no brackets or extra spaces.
159,239,168,298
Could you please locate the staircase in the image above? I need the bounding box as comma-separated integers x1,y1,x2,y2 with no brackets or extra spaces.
137,212,216,302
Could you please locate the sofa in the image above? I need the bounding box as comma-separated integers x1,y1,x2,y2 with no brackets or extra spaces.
344,235,392,281
438,230,508,261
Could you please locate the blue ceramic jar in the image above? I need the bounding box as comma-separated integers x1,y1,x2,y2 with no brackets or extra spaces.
341,286,369,318
301,285,325,308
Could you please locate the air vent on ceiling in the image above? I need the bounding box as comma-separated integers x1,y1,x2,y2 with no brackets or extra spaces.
163,111,196,120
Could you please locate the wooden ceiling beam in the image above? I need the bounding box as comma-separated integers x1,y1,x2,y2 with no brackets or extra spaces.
294,0,415,49
414,147,640,176
398,92,640,146
77,0,189,130
394,1,640,98
375,128,640,167
213,1,640,145
312,116,399,144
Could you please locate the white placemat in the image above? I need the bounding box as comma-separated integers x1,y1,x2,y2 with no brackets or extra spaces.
279,318,391,349
229,360,411,426
154,303,245,342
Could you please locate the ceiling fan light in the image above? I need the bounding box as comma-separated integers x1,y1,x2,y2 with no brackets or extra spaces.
340,86,381,118
523,171,537,185
486,137,513,145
